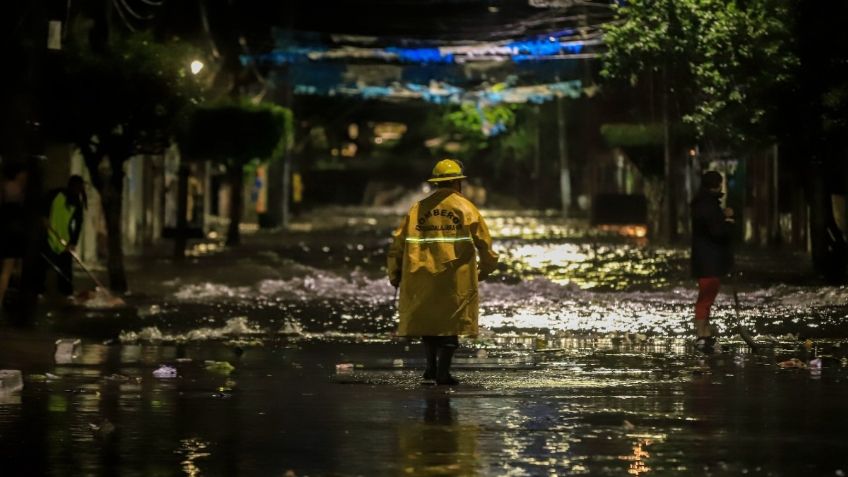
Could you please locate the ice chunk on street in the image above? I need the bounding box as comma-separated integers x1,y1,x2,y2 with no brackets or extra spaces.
54,339,81,364
153,365,177,378
0,370,23,394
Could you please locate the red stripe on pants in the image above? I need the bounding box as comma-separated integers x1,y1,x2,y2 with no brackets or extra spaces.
695,277,721,321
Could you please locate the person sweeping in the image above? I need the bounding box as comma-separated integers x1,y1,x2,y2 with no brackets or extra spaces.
387,159,498,385
41,175,86,297
690,171,735,353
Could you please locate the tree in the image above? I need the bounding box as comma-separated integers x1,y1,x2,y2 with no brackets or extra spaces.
778,1,848,282
182,102,292,246
602,0,796,239
438,103,546,206
603,0,796,147
46,33,202,292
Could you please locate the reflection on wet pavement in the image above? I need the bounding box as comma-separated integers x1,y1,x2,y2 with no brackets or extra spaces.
2,210,848,476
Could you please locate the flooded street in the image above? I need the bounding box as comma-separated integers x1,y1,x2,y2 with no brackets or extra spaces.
2,209,848,476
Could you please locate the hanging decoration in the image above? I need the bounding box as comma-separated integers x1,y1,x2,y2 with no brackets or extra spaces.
246,36,599,66
251,28,598,106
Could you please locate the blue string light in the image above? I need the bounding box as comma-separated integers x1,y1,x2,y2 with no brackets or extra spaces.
508,39,564,56
248,31,590,66
386,47,454,64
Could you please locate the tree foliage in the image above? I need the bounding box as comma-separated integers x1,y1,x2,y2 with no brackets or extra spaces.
181,101,292,246
600,123,665,148
44,32,202,291
602,0,797,148
439,103,524,160
444,103,517,142
49,32,202,161
182,101,292,167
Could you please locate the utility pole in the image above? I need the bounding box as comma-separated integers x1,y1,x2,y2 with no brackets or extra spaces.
661,65,675,242
281,1,295,230
174,161,189,258
770,143,780,244
556,96,571,216
533,105,542,209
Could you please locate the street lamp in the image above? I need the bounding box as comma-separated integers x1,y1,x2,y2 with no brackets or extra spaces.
190,60,204,75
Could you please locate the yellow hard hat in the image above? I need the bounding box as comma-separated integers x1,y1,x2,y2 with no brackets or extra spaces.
428,159,467,183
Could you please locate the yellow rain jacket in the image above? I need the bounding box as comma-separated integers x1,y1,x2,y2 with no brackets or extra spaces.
47,192,79,254
387,188,498,337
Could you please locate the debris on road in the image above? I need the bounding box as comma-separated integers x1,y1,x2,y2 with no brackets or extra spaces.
777,358,806,369
336,363,354,373
54,339,80,364
0,370,23,393
204,361,235,375
153,365,178,378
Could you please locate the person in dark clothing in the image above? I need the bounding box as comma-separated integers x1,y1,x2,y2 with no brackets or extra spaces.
0,162,29,307
690,171,735,352
39,175,86,296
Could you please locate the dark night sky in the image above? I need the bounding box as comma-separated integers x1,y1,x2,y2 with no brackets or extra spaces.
153,0,610,49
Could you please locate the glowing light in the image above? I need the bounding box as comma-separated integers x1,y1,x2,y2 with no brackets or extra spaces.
341,142,357,157
373,122,407,140
190,60,204,75
596,224,648,238
444,141,462,153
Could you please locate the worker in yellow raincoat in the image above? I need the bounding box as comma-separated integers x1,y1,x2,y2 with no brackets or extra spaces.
387,159,498,385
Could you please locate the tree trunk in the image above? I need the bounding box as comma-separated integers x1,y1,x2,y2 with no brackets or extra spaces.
645,177,664,238
282,153,291,229
101,160,128,292
769,144,781,245
226,165,243,246
661,66,677,243
81,149,128,292
173,162,189,259
556,96,571,216
532,104,542,209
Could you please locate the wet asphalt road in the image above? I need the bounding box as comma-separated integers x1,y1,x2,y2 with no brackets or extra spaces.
1,209,848,476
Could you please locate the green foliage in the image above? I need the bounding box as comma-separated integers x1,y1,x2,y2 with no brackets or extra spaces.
600,123,695,147
602,0,797,148
437,103,522,162
600,123,665,147
47,32,203,159
182,101,293,168
444,103,517,143
499,124,533,155
432,103,540,182
822,84,848,134
601,0,697,86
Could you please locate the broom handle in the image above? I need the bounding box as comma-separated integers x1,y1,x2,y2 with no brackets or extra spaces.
46,225,108,291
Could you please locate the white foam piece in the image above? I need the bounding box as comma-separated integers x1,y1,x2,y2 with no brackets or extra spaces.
153,365,177,378
0,370,23,394
54,339,81,364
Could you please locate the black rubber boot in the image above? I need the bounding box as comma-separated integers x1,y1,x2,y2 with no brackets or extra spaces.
436,346,459,385
695,336,716,354
422,338,438,381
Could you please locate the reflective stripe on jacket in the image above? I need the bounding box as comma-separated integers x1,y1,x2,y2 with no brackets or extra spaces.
47,192,77,254
387,189,498,336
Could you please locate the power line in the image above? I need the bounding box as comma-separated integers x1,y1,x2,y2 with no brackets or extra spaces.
119,0,155,20
112,0,137,32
